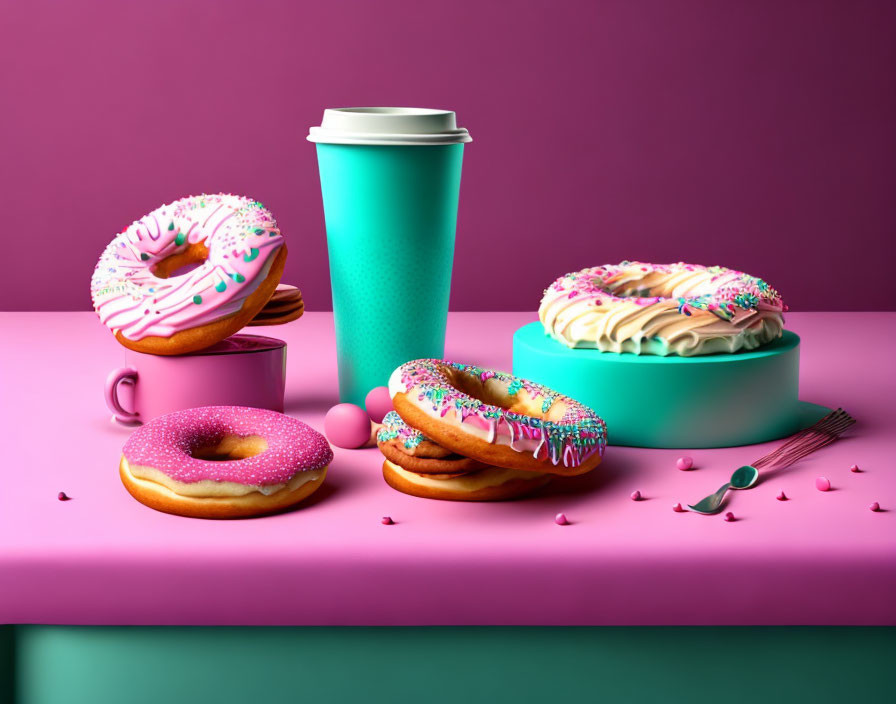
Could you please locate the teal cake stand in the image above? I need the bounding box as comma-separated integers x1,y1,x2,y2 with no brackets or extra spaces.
513,323,817,448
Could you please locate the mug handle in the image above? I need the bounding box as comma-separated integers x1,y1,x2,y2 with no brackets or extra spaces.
105,367,139,422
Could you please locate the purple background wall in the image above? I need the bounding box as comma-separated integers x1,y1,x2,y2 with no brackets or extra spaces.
1,0,894,312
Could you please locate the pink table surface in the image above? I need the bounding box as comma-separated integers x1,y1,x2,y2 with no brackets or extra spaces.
1,311,894,626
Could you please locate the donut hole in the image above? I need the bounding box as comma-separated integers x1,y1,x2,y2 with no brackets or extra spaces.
441,364,569,422
604,273,671,299
153,241,210,279
190,434,268,462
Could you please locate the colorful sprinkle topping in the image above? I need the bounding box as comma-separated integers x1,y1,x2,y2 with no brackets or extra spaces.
122,406,332,485
377,411,426,450
90,194,284,342
394,360,607,468
544,262,783,322
539,261,786,356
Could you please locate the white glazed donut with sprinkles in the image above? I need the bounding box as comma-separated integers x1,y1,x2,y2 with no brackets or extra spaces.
539,261,785,356
91,194,288,355
388,360,607,476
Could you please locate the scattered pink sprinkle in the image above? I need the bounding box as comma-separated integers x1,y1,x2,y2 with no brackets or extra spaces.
724,512,736,522
815,477,832,492
381,516,394,525
672,503,685,513
554,513,569,525
676,456,694,471
630,490,642,501
776,491,788,501
57,492,69,501
850,464,861,473
869,502,881,512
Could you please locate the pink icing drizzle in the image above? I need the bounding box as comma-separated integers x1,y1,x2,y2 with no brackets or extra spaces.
122,406,333,486
91,194,284,341
394,360,607,468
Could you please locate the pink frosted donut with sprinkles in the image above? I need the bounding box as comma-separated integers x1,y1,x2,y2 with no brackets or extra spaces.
119,406,333,519
539,261,785,356
388,360,607,476
91,194,288,355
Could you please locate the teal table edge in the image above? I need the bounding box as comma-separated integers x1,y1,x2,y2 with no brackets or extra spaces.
2,625,894,704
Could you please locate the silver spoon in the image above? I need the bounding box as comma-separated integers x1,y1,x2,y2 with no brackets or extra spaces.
686,409,856,515
687,465,758,515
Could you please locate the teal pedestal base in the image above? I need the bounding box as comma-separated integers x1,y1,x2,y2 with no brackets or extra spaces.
3,626,893,704
513,323,809,448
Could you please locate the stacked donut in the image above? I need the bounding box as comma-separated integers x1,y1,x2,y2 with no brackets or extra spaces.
377,360,608,501
247,284,304,326
92,195,325,519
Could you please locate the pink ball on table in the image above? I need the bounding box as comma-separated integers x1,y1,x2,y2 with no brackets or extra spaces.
365,386,394,424
324,403,371,449
676,456,694,471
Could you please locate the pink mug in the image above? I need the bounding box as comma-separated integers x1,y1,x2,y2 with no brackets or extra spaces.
105,334,286,423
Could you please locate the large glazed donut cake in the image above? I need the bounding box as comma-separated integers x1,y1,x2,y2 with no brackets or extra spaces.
539,262,784,356
380,360,607,501
91,194,287,355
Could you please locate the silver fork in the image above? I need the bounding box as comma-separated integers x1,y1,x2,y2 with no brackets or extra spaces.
687,408,856,515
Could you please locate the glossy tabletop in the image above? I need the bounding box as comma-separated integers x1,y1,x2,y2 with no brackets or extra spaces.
0,312,893,625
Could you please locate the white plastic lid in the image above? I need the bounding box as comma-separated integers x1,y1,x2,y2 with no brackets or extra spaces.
307,107,471,146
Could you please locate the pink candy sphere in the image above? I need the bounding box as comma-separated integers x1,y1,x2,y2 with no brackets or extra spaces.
365,386,394,424
324,403,371,449
676,456,694,471
815,476,832,492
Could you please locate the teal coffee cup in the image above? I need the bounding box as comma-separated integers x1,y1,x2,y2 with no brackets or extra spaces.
308,108,471,404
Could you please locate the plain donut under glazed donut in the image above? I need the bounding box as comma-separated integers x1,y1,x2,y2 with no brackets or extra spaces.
382,460,550,502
